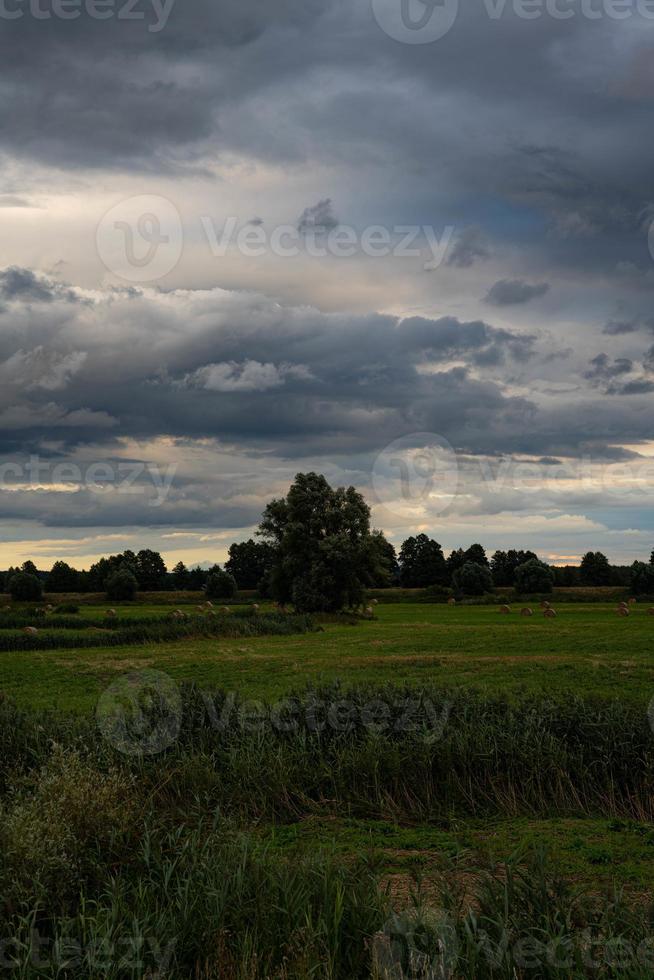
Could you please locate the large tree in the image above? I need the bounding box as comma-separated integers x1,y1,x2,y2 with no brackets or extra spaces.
452,561,493,597
133,550,168,591
47,561,81,593
490,549,538,587
87,550,166,592
514,558,554,594
631,561,654,596
399,534,447,588
369,532,399,587
225,539,276,590
258,472,383,612
580,551,612,586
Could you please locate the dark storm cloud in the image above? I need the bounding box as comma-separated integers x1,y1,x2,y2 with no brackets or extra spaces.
0,267,58,302
584,353,634,382
0,267,650,471
603,317,654,335
611,378,654,396
484,279,550,307
297,199,338,235
0,268,653,529
0,0,652,297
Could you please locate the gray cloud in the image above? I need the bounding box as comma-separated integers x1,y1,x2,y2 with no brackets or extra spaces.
484,279,550,306
446,227,490,268
297,199,339,235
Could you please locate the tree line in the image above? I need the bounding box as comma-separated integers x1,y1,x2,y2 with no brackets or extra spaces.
2,473,654,607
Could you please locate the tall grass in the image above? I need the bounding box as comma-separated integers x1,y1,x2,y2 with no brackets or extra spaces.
3,685,654,977
0,611,317,651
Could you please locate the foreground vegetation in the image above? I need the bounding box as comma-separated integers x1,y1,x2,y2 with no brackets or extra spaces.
3,677,654,977
2,598,654,976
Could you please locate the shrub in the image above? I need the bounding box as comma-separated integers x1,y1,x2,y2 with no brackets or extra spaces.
205,568,237,600
105,568,138,601
514,557,554,594
0,747,137,909
8,572,43,602
452,561,493,596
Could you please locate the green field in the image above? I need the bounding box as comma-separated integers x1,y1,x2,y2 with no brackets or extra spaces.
2,598,654,976
1,600,652,712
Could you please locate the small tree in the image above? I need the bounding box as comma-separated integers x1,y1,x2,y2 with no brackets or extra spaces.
205,568,237,600
630,561,654,596
514,558,554,594
106,569,138,602
9,572,43,602
452,561,493,597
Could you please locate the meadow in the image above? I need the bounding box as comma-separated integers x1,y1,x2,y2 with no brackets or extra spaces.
2,594,654,977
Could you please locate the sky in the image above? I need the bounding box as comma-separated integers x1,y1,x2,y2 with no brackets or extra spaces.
1,0,654,569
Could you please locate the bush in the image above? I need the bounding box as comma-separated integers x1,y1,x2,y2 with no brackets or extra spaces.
514,558,554,594
8,572,43,602
630,561,654,595
1,746,137,909
105,569,138,601
205,568,238,600
452,561,493,596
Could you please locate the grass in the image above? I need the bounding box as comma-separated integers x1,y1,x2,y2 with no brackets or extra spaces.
3,598,654,976
0,601,652,713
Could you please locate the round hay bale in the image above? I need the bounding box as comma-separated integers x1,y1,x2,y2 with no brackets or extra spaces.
23,626,38,636
544,608,557,618
540,600,550,609
221,606,230,614
617,606,630,617
372,598,379,605
521,607,533,617
628,598,637,605
106,609,117,618
499,604,511,614
447,598,456,606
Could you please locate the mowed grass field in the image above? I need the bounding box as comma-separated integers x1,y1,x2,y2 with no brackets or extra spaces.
1,600,653,713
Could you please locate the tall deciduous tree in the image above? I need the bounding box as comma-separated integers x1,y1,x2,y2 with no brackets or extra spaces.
225,540,276,590
258,472,382,612
399,534,447,588
490,549,538,587
580,551,612,586
47,561,81,593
